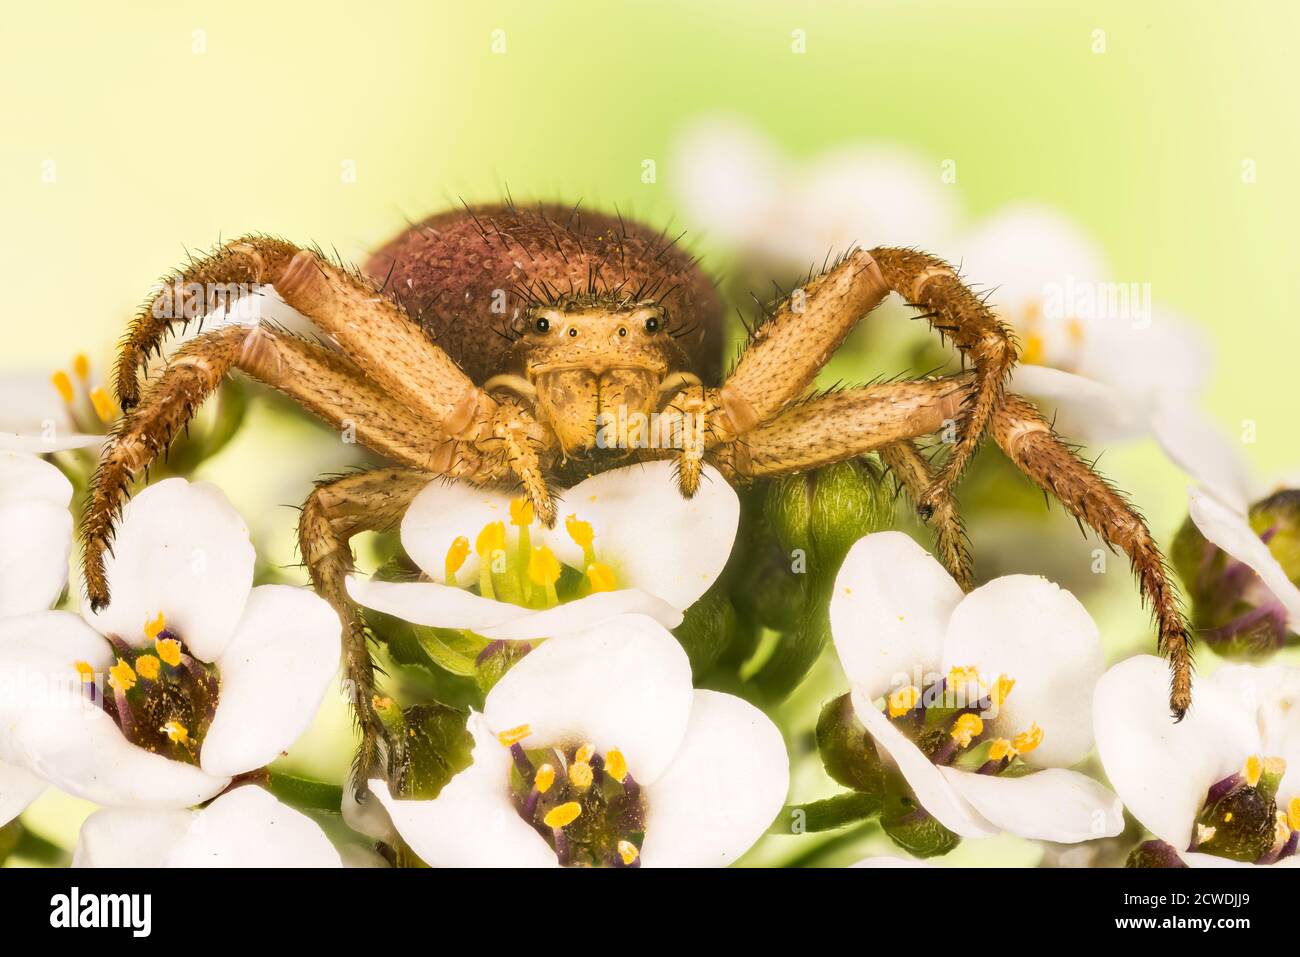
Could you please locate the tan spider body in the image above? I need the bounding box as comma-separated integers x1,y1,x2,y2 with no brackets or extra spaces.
81,203,1192,783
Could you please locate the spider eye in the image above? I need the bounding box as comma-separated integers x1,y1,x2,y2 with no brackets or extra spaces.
534,317,550,333
644,316,660,333
618,327,627,337
568,327,578,337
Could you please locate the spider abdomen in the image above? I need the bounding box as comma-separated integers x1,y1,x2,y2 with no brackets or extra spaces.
365,203,724,383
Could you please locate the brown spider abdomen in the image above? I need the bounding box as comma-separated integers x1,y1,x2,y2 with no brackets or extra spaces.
365,203,724,383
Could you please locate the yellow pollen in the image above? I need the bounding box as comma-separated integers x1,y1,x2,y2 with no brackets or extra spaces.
605,748,628,783
991,675,1016,709
73,353,91,380
372,695,395,713
1288,797,1300,832
948,665,982,692
565,514,594,550
543,801,582,829
89,387,117,423
74,660,95,683
50,370,74,404
1196,824,1217,845
475,521,506,558
1021,331,1046,365
887,685,921,718
144,612,166,641
575,743,595,763
161,721,189,745
527,545,562,587
509,496,534,526
1224,812,1234,822
154,637,182,667
534,764,556,794
988,738,1017,761
134,655,161,680
1012,724,1044,754
569,761,594,789
1244,755,1263,788
496,724,531,747
108,659,136,693
951,713,984,748
444,535,470,582
617,840,640,865
1263,756,1287,779
586,562,617,592
1066,318,1086,347
1275,811,1292,846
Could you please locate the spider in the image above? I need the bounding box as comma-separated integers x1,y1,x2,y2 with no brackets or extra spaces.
81,203,1191,785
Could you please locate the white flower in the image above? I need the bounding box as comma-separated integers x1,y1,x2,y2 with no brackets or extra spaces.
1095,655,1300,867
72,785,342,867
0,478,341,809
830,531,1122,843
0,450,77,825
347,460,739,642
671,118,958,268
0,369,104,453
370,613,789,867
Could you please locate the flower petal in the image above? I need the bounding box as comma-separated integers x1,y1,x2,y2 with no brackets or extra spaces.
851,690,999,839
201,586,342,777
400,482,516,584
0,375,100,452
83,479,255,661
0,450,74,506
1188,486,1300,630
542,461,740,611
1209,663,1300,804
941,575,1103,768
0,500,71,618
1007,365,1145,443
640,690,789,867
1154,407,1254,514
372,713,556,867
72,805,195,867
944,767,1123,843
1094,655,1260,849
0,760,45,827
484,614,694,786
165,785,342,867
830,532,963,699
347,575,682,638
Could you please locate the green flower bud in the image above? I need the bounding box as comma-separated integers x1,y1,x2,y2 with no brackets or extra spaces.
673,588,737,678
1250,489,1300,582
816,693,886,802
879,775,960,859
474,640,532,694
1125,839,1188,868
395,703,474,800
765,458,893,573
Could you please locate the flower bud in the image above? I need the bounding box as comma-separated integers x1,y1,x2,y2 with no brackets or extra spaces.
879,775,960,859
816,693,885,802
673,589,736,678
396,704,474,800
1125,839,1188,868
474,640,532,694
1251,489,1300,581
765,459,893,573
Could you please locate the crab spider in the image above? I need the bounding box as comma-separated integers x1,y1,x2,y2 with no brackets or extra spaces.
81,204,1192,785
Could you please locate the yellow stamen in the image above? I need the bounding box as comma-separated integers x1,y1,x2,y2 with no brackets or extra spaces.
617,840,640,865
950,713,983,748
1224,812,1233,822
1012,723,1044,754
89,387,117,423
50,370,74,404
586,562,617,593
1066,318,1086,347
108,659,137,693
887,685,921,718
154,637,182,667
144,612,167,641
1021,331,1046,365
527,544,562,588
575,743,595,763
509,496,534,527
534,764,556,794
1275,810,1292,846
1244,755,1263,788
134,655,161,680
475,521,506,558
161,721,189,745
991,675,1016,709
565,514,594,551
73,353,91,380
444,535,469,584
947,665,983,698
74,661,95,683
496,724,532,747
988,738,1017,761
605,748,628,783
1263,756,1287,780
543,801,582,829
569,761,594,789
1288,797,1300,832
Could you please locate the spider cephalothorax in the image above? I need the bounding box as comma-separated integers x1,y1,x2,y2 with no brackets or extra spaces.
82,201,1194,785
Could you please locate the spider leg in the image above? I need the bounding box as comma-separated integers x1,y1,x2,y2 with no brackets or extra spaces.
991,394,1193,718
299,468,434,790
879,440,973,590
665,248,1014,509
113,236,558,523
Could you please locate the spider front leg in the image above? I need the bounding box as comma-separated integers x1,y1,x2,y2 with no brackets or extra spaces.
667,247,1015,514
879,440,972,590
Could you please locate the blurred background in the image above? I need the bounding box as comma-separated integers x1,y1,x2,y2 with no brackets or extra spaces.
3,0,1298,865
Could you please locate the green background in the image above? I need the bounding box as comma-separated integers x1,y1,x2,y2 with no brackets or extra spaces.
3,0,1297,865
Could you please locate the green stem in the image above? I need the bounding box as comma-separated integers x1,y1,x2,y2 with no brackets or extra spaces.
266,771,344,813
771,791,881,835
